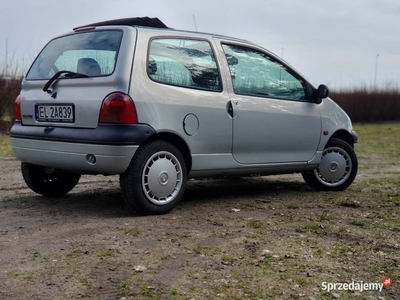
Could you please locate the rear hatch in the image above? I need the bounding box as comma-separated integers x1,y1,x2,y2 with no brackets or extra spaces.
21,28,134,129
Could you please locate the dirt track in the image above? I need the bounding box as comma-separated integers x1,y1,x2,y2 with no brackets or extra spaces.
1,157,399,300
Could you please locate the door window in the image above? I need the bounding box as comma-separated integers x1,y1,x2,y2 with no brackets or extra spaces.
222,44,306,101
148,39,221,92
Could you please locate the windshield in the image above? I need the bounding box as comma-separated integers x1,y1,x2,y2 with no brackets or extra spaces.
26,30,123,80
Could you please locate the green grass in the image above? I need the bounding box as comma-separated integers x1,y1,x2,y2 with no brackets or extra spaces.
122,227,141,237
0,135,12,157
247,219,264,228
353,123,400,158
96,248,120,258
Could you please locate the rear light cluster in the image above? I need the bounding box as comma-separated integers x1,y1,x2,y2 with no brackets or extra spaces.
99,92,138,124
14,95,21,120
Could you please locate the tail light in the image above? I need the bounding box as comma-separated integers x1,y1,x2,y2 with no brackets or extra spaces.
99,92,138,124
14,95,21,120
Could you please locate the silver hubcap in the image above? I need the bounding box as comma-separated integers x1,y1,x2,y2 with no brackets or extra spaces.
142,151,182,205
314,146,352,187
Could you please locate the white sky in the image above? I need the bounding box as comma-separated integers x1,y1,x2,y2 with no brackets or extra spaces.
0,0,399,90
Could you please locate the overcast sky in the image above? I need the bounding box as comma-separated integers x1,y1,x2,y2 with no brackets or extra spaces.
0,0,399,89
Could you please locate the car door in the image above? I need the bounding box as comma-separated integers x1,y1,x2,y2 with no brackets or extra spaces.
219,42,321,164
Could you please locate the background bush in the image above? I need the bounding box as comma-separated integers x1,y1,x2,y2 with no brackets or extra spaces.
0,76,22,131
330,87,400,122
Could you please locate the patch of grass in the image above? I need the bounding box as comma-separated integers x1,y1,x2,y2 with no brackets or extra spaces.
0,197,13,203
383,192,400,206
31,252,41,260
22,271,36,281
122,227,141,237
358,177,400,188
258,253,273,267
313,248,325,257
247,219,264,228
0,135,13,158
140,285,157,299
333,226,348,234
119,280,133,297
350,219,366,227
96,248,120,258
8,269,21,278
191,245,220,256
221,255,235,264
170,288,179,296
290,293,300,299
286,203,299,209
191,245,203,255
79,277,88,284
67,249,85,259
353,123,400,158
339,200,361,208
317,211,336,221
8,269,36,281
329,243,355,258
297,222,326,234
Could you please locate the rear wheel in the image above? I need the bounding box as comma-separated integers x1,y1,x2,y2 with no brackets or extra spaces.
21,163,81,197
120,140,187,215
302,138,357,191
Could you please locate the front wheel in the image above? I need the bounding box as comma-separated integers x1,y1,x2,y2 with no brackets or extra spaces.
302,138,358,191
120,140,187,215
21,163,81,197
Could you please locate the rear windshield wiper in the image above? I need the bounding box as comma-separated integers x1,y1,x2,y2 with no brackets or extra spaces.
43,71,88,93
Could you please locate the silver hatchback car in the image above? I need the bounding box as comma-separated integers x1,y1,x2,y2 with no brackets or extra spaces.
11,17,358,215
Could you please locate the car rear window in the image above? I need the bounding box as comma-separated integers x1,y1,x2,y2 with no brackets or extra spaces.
26,30,123,80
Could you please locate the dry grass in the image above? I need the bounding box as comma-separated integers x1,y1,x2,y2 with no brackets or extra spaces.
0,135,12,157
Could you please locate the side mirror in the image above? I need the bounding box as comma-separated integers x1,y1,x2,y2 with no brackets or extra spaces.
315,84,329,104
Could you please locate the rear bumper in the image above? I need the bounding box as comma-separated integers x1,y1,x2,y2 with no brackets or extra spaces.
10,122,155,174
10,121,155,145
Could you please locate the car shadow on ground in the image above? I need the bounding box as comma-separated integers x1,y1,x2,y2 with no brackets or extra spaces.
2,177,310,218
183,176,310,203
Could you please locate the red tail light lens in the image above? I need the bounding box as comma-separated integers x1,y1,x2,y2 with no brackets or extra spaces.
99,92,138,124
14,95,21,120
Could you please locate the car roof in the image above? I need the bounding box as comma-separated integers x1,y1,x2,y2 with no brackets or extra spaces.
73,17,168,31
73,17,252,45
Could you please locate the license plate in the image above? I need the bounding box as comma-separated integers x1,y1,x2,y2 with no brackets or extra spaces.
35,104,75,123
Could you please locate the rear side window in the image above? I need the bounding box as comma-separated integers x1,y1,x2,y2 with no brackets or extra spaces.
148,38,221,92
26,30,123,80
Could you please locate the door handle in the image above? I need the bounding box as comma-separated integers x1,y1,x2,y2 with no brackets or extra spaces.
226,101,234,118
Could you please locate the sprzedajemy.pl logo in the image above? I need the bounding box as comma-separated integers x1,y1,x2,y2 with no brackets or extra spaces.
321,277,393,293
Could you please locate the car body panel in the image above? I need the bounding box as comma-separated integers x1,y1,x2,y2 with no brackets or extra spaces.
11,24,356,178
11,138,138,174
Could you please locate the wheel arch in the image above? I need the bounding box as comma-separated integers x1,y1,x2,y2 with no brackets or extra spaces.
142,132,192,172
329,130,355,148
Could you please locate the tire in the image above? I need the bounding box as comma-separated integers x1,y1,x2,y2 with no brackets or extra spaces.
302,138,358,191
120,140,187,215
21,163,81,197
